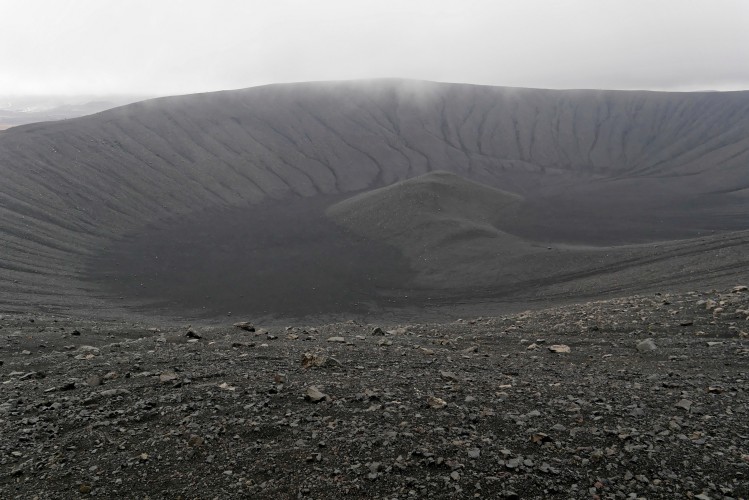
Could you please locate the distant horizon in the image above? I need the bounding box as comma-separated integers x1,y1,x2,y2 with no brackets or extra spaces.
2,76,749,102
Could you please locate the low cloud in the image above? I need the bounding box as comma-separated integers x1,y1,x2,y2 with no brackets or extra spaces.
1,0,747,95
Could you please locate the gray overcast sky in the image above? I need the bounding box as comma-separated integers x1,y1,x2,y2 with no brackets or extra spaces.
1,0,748,96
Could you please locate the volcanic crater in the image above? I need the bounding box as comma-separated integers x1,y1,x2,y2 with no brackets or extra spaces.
1,79,748,320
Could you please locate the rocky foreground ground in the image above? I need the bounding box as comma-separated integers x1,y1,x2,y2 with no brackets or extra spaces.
1,287,748,499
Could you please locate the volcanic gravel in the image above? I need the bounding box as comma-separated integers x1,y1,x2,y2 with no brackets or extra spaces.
1,286,748,499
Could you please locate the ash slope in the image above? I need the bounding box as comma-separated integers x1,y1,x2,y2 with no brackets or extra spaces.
1,80,749,317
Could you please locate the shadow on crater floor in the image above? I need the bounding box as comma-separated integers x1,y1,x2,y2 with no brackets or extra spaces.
85,195,417,320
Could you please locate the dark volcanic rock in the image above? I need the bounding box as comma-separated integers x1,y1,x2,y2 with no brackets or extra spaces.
13,288,739,497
